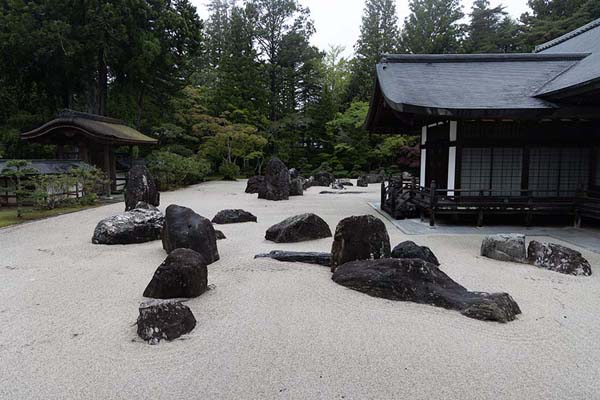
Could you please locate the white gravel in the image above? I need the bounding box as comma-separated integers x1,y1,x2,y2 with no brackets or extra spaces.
1,180,599,400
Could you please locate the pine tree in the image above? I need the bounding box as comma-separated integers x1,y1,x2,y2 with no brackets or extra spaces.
346,0,400,102
401,0,464,54
465,0,521,53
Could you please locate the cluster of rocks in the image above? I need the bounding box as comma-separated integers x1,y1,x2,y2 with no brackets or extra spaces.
254,212,521,323
481,233,592,276
246,158,305,200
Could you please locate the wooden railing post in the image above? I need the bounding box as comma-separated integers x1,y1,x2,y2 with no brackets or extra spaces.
430,180,437,227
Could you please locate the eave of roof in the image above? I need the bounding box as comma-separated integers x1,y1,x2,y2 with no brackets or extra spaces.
21,110,158,145
534,18,600,53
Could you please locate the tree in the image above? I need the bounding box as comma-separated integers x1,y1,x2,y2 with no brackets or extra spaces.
520,0,600,50
401,0,464,54
1,160,38,218
347,0,400,102
248,0,315,121
464,0,521,53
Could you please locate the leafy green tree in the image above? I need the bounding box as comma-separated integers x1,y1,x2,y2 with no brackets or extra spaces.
464,0,523,53
401,0,464,54
520,0,600,50
347,0,400,102
1,160,38,218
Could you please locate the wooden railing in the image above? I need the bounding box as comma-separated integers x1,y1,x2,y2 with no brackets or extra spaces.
381,178,600,227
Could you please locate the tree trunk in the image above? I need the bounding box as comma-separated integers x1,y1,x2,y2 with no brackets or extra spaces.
96,47,108,116
136,85,145,129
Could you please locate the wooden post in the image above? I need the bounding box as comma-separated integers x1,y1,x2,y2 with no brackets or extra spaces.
430,180,437,227
574,186,584,228
525,190,533,227
103,144,112,197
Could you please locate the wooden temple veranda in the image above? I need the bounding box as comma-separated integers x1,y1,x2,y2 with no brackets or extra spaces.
366,18,600,227
20,110,157,194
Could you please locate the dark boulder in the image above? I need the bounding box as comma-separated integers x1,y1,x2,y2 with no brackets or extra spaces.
92,203,163,245
212,209,257,224
254,250,331,267
527,241,592,276
356,176,369,187
302,177,314,190
330,215,390,272
332,258,521,323
162,205,219,265
331,182,346,190
143,249,208,299
339,180,354,187
289,178,304,196
137,299,197,345
289,168,299,179
391,241,440,266
481,234,527,263
265,213,332,243
215,230,226,240
313,171,335,187
245,176,264,194
258,158,290,201
125,165,160,211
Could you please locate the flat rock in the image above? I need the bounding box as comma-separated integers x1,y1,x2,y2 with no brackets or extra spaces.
265,213,332,243
212,209,257,224
527,241,592,276
258,158,290,201
392,241,440,265
481,234,527,263
332,258,521,323
162,205,219,264
143,249,208,299
125,165,160,211
215,230,226,240
137,299,196,344
245,176,264,194
92,203,163,245
330,215,390,272
254,250,331,266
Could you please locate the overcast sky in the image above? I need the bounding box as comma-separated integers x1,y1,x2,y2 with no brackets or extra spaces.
191,0,531,56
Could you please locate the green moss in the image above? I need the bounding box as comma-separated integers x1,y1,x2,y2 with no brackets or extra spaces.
0,205,95,228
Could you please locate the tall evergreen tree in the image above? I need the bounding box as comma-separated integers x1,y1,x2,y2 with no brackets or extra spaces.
400,0,464,54
465,0,521,53
520,0,600,50
347,0,400,102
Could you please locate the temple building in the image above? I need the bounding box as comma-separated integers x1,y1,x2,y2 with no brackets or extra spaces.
21,110,157,193
366,18,600,226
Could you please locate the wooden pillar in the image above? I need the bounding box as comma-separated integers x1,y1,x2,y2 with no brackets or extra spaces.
420,126,427,188
447,121,457,196
103,144,111,196
109,149,117,192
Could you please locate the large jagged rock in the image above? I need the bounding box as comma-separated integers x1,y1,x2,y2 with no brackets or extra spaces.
162,205,219,265
92,202,163,245
330,215,391,272
212,209,257,224
289,178,304,196
527,241,592,276
137,299,196,345
313,171,335,187
356,176,369,187
481,234,527,263
392,240,440,266
143,249,208,299
265,213,332,243
332,258,521,323
254,250,331,267
245,176,264,194
124,165,160,211
258,158,290,201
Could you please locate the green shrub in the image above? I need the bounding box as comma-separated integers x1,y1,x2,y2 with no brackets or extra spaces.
219,161,240,180
147,151,211,190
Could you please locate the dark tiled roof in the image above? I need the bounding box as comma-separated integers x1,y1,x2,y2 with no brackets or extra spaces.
376,53,587,112
534,18,600,96
0,159,93,175
22,109,158,145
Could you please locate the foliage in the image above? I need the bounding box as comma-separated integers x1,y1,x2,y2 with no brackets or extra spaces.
30,166,107,209
464,0,522,53
147,151,211,190
401,0,465,54
0,160,39,218
347,0,400,102
219,161,241,180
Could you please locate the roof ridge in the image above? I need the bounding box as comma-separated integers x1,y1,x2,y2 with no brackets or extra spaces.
57,109,126,125
380,53,590,63
534,18,600,53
